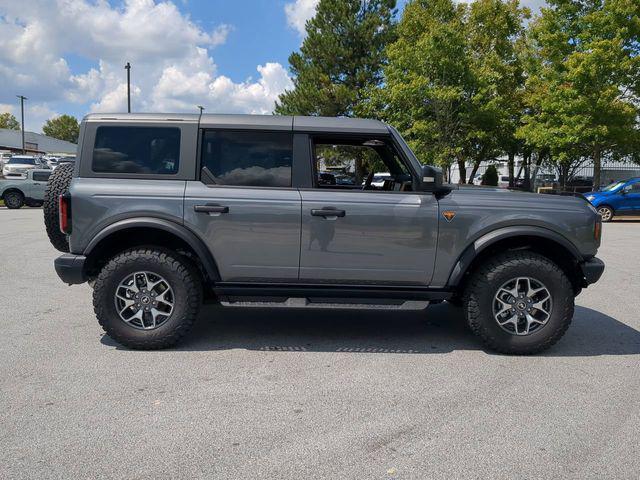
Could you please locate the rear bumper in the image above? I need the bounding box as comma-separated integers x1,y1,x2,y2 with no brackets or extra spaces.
580,256,605,285
54,254,87,284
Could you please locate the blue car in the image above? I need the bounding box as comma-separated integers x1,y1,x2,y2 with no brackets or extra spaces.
584,177,640,222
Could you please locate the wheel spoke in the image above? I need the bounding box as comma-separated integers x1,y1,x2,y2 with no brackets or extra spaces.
114,271,173,331
493,276,553,336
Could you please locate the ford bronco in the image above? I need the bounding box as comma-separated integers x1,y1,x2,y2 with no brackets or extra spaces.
45,113,604,353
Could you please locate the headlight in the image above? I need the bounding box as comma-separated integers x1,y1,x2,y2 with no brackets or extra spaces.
585,195,595,201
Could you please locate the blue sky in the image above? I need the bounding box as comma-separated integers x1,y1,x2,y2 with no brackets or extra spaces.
0,0,542,133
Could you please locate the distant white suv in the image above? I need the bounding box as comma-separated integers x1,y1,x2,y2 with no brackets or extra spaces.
2,155,40,178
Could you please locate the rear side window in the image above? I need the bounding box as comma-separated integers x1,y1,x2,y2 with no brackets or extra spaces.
33,171,51,182
200,130,293,187
92,126,180,174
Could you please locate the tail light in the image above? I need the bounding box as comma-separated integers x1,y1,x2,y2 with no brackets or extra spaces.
594,217,602,243
59,194,71,234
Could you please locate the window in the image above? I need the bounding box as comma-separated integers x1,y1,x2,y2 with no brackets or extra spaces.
8,157,36,165
33,171,51,182
200,130,293,187
629,182,640,192
92,126,180,174
312,137,413,191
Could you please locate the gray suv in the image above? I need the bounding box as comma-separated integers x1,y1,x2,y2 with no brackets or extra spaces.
46,113,604,353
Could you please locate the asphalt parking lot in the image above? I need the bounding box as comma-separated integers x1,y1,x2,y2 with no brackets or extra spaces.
1,208,639,479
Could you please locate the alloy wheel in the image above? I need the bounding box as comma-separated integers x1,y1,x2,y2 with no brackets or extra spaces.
114,271,174,330
493,277,552,336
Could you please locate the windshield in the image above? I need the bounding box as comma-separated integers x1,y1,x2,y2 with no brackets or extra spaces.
601,181,625,192
8,157,36,165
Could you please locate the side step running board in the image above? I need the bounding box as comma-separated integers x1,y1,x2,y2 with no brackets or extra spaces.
220,297,430,310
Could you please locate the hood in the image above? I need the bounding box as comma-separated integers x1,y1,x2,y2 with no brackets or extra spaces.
448,184,590,211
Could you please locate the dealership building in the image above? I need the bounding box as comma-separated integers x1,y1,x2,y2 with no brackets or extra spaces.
0,128,77,156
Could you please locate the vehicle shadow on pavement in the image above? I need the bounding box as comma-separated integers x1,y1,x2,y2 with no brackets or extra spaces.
102,303,640,356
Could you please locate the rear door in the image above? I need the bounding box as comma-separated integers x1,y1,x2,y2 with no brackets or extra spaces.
298,135,439,285
183,129,301,282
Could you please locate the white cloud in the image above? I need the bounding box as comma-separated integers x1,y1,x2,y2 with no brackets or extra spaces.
284,0,319,36
0,0,292,132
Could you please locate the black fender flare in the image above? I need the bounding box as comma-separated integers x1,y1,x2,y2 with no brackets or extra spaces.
447,225,582,287
84,217,221,281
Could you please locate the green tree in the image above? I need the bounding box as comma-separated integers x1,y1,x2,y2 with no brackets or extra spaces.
371,0,471,179
371,0,528,183
42,115,80,144
463,0,529,184
517,0,640,189
275,0,397,117
0,112,20,130
481,164,499,186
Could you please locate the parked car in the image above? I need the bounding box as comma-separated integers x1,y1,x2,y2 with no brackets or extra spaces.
584,177,640,222
45,113,604,354
0,169,52,208
565,176,593,193
2,155,40,178
0,151,12,171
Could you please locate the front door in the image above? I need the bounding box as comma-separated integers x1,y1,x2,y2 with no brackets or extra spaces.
184,130,301,282
299,136,439,285
30,170,52,200
619,180,640,213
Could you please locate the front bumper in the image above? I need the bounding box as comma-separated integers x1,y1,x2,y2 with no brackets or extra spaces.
580,256,605,285
54,254,87,284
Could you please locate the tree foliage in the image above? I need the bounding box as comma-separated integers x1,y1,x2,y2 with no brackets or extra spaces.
277,0,640,189
517,0,640,188
42,115,80,144
370,0,528,182
275,0,397,117
0,112,20,130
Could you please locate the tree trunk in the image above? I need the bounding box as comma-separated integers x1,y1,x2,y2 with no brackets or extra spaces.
593,145,602,190
508,152,515,188
522,152,531,191
457,158,466,184
467,160,481,184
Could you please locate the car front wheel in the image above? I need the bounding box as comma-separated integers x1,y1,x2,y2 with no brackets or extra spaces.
597,205,614,222
463,251,574,354
93,248,202,349
4,191,24,209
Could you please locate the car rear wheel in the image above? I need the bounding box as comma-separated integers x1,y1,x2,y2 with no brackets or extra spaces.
597,205,614,222
463,251,574,354
93,248,202,349
4,191,24,209
43,162,74,252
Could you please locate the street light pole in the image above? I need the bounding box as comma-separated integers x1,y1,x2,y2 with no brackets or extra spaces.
16,95,27,153
125,62,131,113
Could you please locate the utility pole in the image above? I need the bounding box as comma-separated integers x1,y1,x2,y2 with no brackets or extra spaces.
16,95,27,153
125,62,131,113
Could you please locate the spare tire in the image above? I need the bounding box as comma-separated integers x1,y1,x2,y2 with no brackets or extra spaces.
44,162,74,252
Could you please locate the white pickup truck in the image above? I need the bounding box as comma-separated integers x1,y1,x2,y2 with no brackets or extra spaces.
0,169,52,209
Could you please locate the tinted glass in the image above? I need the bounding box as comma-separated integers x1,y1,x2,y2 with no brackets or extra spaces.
9,157,36,165
33,171,51,182
201,130,292,187
92,126,180,174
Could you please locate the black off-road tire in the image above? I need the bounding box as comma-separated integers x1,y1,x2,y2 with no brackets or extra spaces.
43,162,74,252
93,248,202,350
4,190,24,209
463,251,574,355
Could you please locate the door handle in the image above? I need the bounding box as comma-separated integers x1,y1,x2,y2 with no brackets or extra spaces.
311,208,346,218
194,204,229,214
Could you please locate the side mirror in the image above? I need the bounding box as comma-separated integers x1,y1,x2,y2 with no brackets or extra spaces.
621,187,630,195
420,165,443,191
